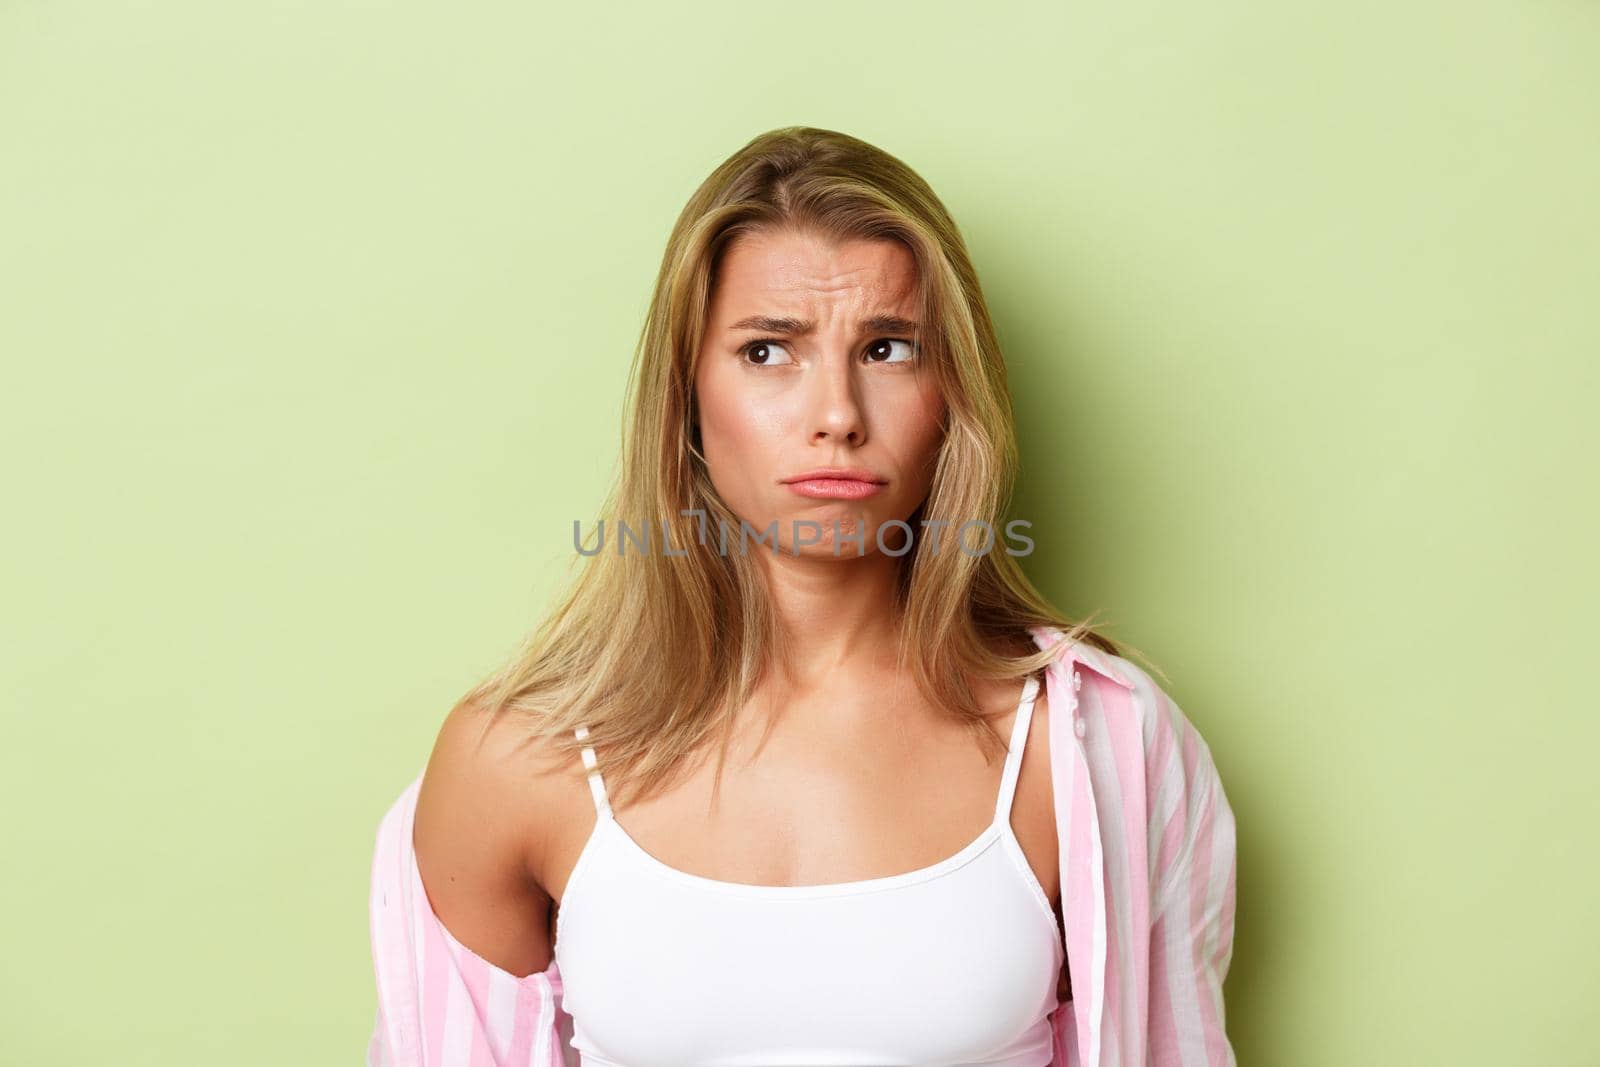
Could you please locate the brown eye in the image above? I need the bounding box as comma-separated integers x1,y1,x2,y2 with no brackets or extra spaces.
740,340,794,366
865,339,916,364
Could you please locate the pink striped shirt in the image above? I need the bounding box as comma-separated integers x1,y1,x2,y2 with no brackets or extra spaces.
366,625,1237,1065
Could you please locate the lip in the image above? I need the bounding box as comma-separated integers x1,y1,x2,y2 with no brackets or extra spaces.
782,467,888,484
785,479,885,500
781,467,888,501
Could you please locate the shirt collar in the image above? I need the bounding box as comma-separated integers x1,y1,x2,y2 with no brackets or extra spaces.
1030,624,1137,689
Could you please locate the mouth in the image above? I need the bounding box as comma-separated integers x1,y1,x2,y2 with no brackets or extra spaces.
780,469,888,501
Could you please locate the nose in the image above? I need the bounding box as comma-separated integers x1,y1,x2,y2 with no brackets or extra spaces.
808,355,866,446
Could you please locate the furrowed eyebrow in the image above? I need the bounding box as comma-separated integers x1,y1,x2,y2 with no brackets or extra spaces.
726,314,920,335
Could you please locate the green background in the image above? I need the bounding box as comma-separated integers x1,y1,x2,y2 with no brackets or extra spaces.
3,2,1595,1063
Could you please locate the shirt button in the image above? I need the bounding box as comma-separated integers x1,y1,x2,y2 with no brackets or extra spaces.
1071,671,1083,692
1074,718,1087,738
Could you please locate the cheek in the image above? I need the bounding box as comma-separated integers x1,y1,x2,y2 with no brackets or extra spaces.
890,386,947,475
704,374,796,447
695,365,789,489
694,359,733,443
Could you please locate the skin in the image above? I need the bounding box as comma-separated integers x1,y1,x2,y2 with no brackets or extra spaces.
691,224,945,569
412,227,1070,1003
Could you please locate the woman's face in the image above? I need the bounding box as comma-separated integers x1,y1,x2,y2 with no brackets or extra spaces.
693,226,947,558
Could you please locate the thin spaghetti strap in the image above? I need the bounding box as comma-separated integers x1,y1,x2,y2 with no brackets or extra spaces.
573,725,612,818
993,673,1042,823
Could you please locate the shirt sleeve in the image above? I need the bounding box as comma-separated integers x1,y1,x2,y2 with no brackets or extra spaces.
1145,686,1239,1067
366,1004,395,1067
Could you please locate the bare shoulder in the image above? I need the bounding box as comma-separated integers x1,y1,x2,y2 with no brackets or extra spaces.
411,694,577,977
415,696,565,885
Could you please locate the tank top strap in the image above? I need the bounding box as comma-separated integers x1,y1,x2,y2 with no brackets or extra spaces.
573,724,612,818
993,673,1042,823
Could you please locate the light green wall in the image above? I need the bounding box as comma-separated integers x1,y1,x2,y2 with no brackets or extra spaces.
2,2,1595,1063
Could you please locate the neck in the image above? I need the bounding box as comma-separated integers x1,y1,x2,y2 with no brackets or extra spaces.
756,547,907,690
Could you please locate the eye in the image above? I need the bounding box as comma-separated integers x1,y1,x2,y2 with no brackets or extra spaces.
864,338,917,364
739,339,794,366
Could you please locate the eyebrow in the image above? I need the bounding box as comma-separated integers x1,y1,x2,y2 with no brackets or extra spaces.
726,314,921,335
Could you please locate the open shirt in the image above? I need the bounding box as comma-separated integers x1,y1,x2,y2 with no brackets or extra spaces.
366,625,1238,1065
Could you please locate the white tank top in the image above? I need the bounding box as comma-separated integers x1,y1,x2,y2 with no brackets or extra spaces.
552,674,1063,1066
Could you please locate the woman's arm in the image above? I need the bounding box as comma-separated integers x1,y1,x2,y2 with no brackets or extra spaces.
366,701,571,1067
412,699,555,978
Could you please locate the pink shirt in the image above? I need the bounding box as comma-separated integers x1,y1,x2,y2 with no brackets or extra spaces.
366,625,1238,1066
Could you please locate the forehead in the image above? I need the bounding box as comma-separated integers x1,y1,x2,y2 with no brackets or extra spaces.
708,228,920,317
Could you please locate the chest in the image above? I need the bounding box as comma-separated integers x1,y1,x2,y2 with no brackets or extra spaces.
554,812,1064,1065
542,675,1069,1065
545,701,1062,907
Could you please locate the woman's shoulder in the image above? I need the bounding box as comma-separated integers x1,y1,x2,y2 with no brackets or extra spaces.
1034,626,1221,771
415,697,585,887
407,697,592,974
1036,632,1235,898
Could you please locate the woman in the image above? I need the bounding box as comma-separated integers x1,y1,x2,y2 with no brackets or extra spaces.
367,126,1237,1067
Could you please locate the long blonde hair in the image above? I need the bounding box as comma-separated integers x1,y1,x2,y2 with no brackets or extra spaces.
467,126,1127,806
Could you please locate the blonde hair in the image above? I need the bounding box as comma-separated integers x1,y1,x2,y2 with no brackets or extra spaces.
467,126,1128,806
